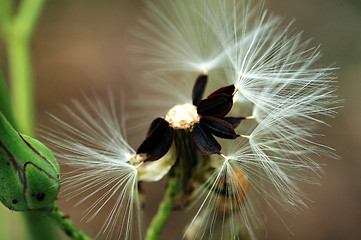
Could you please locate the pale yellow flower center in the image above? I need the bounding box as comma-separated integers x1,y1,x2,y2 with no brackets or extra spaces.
165,103,200,129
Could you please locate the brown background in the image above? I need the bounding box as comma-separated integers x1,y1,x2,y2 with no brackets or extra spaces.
1,0,360,239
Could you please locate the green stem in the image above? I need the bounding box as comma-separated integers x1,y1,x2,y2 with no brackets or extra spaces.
46,205,91,240
0,0,13,36
0,1,60,240
145,130,200,240
13,0,46,38
0,205,27,240
0,68,15,127
145,168,181,240
4,0,45,137
3,0,45,137
4,37,58,238
23,212,58,240
7,34,34,136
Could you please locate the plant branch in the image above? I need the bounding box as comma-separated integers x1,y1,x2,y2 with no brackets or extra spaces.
46,205,91,240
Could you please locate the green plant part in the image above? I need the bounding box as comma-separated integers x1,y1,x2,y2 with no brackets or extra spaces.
0,113,60,211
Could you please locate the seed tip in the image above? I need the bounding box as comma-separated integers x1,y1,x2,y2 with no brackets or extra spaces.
219,153,230,162
239,134,251,140
245,115,256,120
202,65,208,75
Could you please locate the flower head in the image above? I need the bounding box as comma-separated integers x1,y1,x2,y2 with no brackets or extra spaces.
134,0,339,239
136,75,249,161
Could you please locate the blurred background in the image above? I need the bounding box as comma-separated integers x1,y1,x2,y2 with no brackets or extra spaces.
1,0,360,239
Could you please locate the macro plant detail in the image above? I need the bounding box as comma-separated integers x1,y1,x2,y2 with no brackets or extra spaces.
0,0,340,239
44,0,339,239
0,113,60,211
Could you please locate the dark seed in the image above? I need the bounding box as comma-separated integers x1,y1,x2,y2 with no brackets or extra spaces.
192,74,208,106
223,117,245,128
37,193,45,201
208,85,235,98
137,118,174,161
146,117,166,137
191,123,221,155
66,230,73,237
138,118,169,153
200,116,238,139
197,93,233,118
12,199,18,204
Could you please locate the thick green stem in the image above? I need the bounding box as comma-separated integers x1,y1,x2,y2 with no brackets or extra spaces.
3,0,45,137
0,0,13,36
0,1,61,240
0,69,15,127
46,205,91,240
0,205,27,240
7,35,34,136
23,212,58,240
2,37,57,239
145,167,181,240
13,0,46,38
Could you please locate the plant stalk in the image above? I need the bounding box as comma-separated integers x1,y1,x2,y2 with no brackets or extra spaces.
145,129,200,240
7,34,34,136
145,167,181,240
46,205,91,240
0,1,59,239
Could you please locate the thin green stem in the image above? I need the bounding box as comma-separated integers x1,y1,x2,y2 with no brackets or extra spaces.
46,205,91,240
145,167,181,240
145,130,200,240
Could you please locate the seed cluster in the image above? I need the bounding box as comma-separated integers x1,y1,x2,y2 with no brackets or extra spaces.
137,74,246,161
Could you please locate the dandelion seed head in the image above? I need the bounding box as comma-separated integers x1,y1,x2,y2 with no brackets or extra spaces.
42,0,340,239
133,0,339,237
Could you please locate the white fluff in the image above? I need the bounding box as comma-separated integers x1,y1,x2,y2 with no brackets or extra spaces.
43,94,142,240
